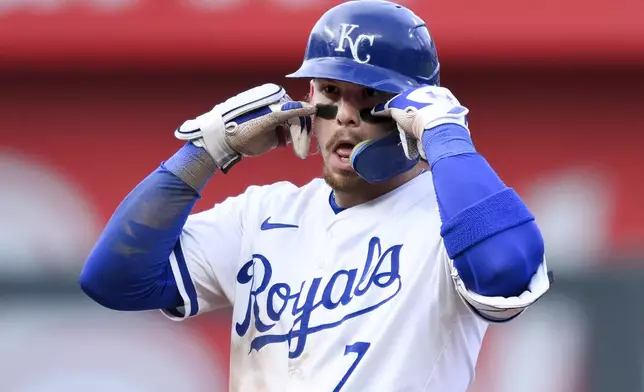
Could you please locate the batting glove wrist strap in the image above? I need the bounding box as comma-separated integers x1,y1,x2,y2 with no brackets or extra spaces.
181,105,240,172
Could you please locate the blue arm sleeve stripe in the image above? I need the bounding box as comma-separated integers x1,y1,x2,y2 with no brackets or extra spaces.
423,124,545,297
439,188,535,258
172,239,200,317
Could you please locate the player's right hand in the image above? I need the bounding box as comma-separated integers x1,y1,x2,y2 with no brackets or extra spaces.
174,84,316,173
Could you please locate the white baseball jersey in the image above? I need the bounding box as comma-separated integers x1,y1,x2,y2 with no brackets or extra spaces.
162,171,551,392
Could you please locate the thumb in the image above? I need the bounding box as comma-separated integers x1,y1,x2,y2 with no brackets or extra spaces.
398,126,420,160
289,115,313,159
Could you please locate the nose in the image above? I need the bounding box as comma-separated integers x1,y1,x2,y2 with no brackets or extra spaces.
335,98,361,127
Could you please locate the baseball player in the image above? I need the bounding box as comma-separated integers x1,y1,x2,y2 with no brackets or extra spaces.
80,1,552,391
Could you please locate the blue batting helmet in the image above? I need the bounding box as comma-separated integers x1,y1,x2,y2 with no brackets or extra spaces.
286,0,440,94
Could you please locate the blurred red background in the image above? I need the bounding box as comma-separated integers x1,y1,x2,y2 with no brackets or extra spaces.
1,1,643,391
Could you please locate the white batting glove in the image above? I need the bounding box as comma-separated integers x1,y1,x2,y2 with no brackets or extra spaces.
175,84,316,172
371,85,470,160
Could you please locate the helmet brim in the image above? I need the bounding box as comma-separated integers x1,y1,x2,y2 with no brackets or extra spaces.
286,57,423,95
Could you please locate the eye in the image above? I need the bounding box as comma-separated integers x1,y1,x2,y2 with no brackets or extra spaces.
322,85,340,95
364,88,380,98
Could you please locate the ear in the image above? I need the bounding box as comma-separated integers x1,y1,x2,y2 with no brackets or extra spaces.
309,79,315,103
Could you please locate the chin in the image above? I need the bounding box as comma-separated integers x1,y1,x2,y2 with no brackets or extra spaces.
322,165,367,193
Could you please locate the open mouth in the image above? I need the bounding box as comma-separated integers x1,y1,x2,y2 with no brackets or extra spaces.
334,142,356,163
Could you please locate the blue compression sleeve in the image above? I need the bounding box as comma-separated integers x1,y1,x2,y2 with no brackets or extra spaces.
423,124,544,297
79,142,214,311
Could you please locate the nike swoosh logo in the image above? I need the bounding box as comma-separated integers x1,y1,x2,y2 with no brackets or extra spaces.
261,217,299,231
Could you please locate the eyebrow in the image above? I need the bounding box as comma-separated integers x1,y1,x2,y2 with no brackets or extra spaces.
314,79,335,87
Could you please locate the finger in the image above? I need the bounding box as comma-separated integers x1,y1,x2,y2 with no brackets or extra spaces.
304,114,312,133
260,102,315,130
276,101,317,120
289,119,312,159
370,101,390,117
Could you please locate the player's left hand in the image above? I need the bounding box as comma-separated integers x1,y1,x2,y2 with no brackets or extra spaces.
371,85,470,160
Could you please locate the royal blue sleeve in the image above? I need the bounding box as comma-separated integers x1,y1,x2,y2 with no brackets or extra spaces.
423,124,544,298
79,142,214,311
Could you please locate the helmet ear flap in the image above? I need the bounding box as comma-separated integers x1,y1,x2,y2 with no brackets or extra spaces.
349,132,418,184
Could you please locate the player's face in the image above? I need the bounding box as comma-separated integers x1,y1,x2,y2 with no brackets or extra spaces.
310,79,396,192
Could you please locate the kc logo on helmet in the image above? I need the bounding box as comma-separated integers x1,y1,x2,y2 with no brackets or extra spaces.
334,23,376,64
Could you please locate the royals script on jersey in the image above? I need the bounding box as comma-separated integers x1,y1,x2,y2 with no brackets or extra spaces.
161,172,550,392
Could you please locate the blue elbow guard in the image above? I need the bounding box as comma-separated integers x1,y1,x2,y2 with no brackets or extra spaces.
453,221,545,297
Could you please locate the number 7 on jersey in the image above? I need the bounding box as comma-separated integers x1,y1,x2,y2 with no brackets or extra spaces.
334,341,371,392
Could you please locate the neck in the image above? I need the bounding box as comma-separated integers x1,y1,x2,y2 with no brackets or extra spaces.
333,165,426,209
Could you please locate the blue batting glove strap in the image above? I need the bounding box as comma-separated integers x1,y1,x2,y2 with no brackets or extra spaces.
421,123,476,168
233,105,272,124
233,101,310,128
440,187,536,258
350,132,418,183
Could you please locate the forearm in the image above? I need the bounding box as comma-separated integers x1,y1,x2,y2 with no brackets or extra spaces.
79,142,216,310
424,124,544,297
